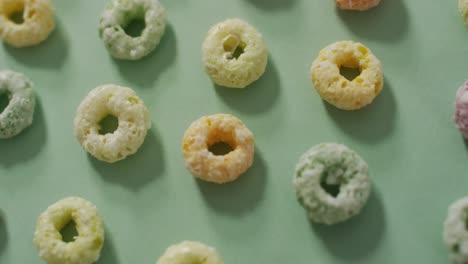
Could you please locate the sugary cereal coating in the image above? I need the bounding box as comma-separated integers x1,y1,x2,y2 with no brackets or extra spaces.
311,41,383,110
294,143,371,225
444,197,468,264
99,0,166,60
157,241,223,264
454,81,468,138
336,0,381,11
34,197,105,264
0,0,55,47
182,114,254,184
74,84,151,163
460,0,468,25
202,18,268,88
0,70,35,139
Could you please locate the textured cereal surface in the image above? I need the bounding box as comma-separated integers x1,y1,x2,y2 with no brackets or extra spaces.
444,197,468,264
157,241,223,264
34,197,104,264
0,70,35,139
294,143,370,225
202,18,268,88
0,0,55,47
182,114,254,184
336,0,381,11
99,0,166,60
311,41,383,110
74,84,151,163
454,82,468,138
460,0,468,25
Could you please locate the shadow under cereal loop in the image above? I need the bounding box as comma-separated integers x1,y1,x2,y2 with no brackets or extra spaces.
214,57,280,114
97,228,120,264
311,189,386,260
0,212,7,253
245,0,297,10
0,98,47,166
196,150,267,215
3,19,69,68
88,129,165,191
113,23,177,88
336,0,409,42
324,80,397,143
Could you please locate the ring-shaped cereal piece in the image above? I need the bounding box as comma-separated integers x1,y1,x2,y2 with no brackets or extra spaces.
34,197,105,264
294,143,371,225
182,114,254,184
99,0,166,60
0,70,35,139
0,0,55,47
454,81,468,137
336,0,381,11
311,41,383,110
74,84,151,163
460,0,468,25
444,197,468,264
157,241,223,264
202,18,268,88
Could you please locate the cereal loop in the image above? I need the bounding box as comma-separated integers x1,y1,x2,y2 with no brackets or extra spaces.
444,197,468,264
336,0,381,11
202,18,268,88
34,197,105,264
157,241,223,264
74,84,151,163
99,0,166,60
0,0,55,47
460,0,468,25
0,70,35,139
182,114,254,184
294,143,371,225
311,41,383,110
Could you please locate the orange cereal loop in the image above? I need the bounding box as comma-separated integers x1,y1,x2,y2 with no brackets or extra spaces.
182,114,254,184
336,0,381,11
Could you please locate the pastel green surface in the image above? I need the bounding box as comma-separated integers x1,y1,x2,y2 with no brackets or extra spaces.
0,0,467,263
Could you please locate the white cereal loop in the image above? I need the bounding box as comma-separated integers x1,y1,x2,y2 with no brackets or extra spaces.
74,84,151,163
460,0,468,25
34,197,105,264
202,18,268,88
444,197,468,264
156,241,223,264
99,0,166,60
0,0,55,47
0,70,35,139
311,41,384,110
294,143,371,225
182,114,255,184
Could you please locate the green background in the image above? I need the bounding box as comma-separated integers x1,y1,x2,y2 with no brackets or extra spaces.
0,0,467,263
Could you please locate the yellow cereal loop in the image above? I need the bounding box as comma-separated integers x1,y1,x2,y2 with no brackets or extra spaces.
460,0,468,25
202,18,268,88
311,41,383,110
182,114,255,184
74,84,151,163
157,241,223,264
34,197,105,264
0,0,55,47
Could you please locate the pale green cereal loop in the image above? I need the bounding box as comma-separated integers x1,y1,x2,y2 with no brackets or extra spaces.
34,197,105,264
202,18,268,88
0,70,35,139
294,143,371,225
99,0,166,60
157,241,223,264
444,197,468,264
74,84,151,163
